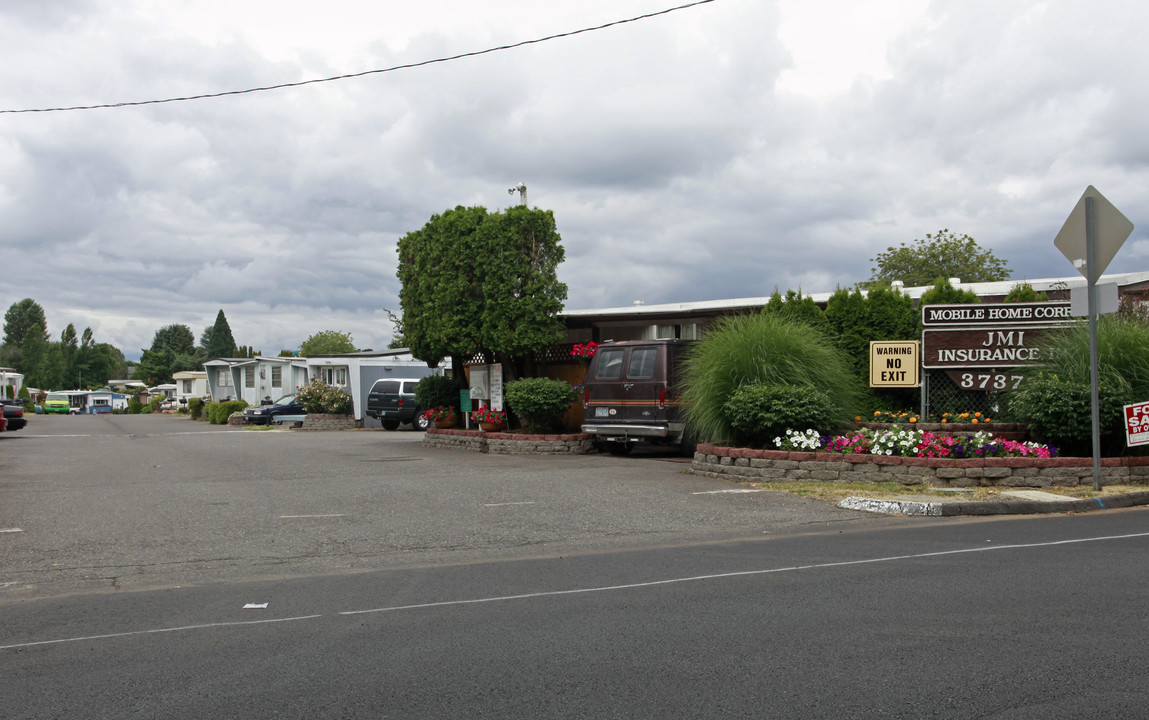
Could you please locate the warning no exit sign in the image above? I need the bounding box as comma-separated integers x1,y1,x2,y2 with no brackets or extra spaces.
870,341,921,388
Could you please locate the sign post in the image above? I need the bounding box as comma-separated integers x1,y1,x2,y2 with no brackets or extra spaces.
1054,186,1134,489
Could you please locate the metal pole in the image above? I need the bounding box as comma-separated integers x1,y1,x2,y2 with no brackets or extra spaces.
1085,197,1102,491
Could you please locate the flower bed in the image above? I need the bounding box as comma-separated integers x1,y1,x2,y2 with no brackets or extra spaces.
857,422,1028,442
423,427,594,455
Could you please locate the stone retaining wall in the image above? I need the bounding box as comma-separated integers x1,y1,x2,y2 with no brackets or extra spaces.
424,428,595,454
295,413,361,431
691,443,1149,487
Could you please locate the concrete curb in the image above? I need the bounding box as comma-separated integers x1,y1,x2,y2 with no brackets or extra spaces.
837,490,1149,516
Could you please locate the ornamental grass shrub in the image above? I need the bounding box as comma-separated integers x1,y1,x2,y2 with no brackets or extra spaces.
504,377,576,432
680,313,860,445
1003,316,1149,456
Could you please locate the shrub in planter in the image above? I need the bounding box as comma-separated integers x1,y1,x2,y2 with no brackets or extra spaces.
415,375,459,412
128,399,145,414
1002,316,1149,455
504,377,576,432
723,382,837,448
188,397,204,421
296,379,352,414
207,400,248,424
1003,373,1128,456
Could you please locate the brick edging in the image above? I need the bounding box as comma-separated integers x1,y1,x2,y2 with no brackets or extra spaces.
423,428,595,454
691,443,1149,487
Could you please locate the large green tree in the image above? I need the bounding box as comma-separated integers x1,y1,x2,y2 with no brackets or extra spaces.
20,322,48,387
205,309,237,358
868,228,1011,286
3,298,49,347
60,323,79,388
134,323,201,384
299,330,356,356
396,205,567,378
150,324,196,355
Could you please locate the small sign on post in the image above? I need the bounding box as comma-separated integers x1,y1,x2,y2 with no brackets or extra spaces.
1125,401,1149,448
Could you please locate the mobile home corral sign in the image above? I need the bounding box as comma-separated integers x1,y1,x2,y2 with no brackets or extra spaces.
921,301,1073,371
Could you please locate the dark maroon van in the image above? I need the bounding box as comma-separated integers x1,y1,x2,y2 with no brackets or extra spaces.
580,339,695,455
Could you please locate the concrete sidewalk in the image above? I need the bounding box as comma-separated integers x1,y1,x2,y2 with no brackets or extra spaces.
837,489,1149,516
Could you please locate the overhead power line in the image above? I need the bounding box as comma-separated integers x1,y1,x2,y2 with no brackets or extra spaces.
1,0,718,115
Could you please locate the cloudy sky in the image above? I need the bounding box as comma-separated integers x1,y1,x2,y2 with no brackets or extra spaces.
2,0,1147,359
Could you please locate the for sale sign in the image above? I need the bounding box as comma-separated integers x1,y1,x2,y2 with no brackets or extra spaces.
1126,401,1149,447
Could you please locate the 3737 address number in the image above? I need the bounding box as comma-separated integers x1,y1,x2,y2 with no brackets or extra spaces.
944,371,1026,391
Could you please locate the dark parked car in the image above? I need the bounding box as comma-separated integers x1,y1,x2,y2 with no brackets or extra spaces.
366,378,430,431
242,394,306,425
1,399,27,432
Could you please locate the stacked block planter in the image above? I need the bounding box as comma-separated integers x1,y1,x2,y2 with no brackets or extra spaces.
296,413,360,431
690,443,1149,488
423,428,594,455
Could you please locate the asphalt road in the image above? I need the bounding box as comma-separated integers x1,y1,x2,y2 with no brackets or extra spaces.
3,415,1149,718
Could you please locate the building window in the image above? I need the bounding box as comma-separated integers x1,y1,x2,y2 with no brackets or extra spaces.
321,367,348,386
217,369,231,387
181,379,193,393
271,366,282,388
245,366,255,388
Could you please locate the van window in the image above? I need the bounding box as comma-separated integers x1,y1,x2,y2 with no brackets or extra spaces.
595,349,626,380
372,380,400,394
627,348,658,379
401,381,417,394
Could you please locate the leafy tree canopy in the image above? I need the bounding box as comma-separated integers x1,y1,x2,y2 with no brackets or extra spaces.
1004,282,1048,302
868,228,1011,286
762,289,830,334
3,298,49,346
150,324,196,355
299,330,356,356
919,279,981,305
396,205,567,377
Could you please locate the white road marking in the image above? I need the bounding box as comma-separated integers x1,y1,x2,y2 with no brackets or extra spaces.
0,616,323,650
0,528,24,533
484,502,536,507
279,514,345,519
692,488,768,495
4,531,1148,651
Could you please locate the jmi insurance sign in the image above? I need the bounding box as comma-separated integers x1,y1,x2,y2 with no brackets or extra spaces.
921,302,1072,370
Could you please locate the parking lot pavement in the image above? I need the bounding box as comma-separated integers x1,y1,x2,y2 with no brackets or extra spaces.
0,415,883,600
